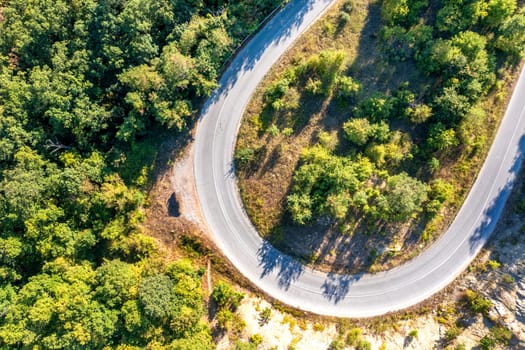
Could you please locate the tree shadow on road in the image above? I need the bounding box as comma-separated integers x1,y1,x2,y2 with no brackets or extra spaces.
469,135,525,253
199,0,330,118
257,240,304,291
321,272,363,303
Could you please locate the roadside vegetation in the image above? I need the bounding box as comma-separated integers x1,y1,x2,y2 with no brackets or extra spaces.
236,0,525,272
0,0,283,348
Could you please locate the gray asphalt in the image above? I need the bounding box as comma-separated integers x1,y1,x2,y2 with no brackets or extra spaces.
194,0,525,317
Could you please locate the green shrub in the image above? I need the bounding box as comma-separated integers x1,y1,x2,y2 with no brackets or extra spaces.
408,329,418,338
487,259,501,270
444,326,461,342
479,335,496,350
259,307,272,325
343,118,372,146
455,343,466,350
265,78,291,102
212,282,244,310
216,309,233,330
268,124,280,137
235,148,255,168
313,322,325,331
339,11,351,24
250,333,263,346
463,289,492,315
501,273,514,284
282,127,294,137
235,340,257,350
490,325,512,345
356,339,372,350
329,337,345,350
346,327,362,346
342,0,353,14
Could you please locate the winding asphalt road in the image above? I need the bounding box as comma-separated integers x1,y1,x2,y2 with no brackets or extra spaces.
194,0,525,317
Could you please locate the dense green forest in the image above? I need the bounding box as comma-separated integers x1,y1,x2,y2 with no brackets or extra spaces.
236,0,524,270
0,0,282,348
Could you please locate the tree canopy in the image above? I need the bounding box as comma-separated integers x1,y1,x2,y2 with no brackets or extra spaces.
0,0,284,347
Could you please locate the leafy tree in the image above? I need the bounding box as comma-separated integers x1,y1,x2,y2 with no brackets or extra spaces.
436,0,480,34
381,0,410,26
95,259,139,308
0,237,23,281
408,104,432,124
432,87,472,126
0,147,57,221
427,123,459,152
0,260,118,348
429,179,454,203
139,274,174,321
383,173,428,221
235,147,255,168
381,0,428,27
212,281,244,310
380,24,433,61
288,146,376,223
0,0,285,348
484,0,517,27
287,193,313,225
335,75,361,99
354,94,395,122
299,50,346,95
495,10,525,59
343,118,373,146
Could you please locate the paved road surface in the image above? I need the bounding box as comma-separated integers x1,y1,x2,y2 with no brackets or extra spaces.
194,0,525,317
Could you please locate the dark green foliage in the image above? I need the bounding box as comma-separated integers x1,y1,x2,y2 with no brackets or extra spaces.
380,24,433,62
139,274,174,320
479,335,496,350
96,259,138,308
485,0,517,27
436,0,481,34
0,0,284,348
288,146,375,223
301,50,347,96
432,87,472,126
343,119,390,146
496,9,525,59
354,94,395,122
427,123,459,152
0,260,119,348
343,118,374,146
235,147,256,168
381,0,429,27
